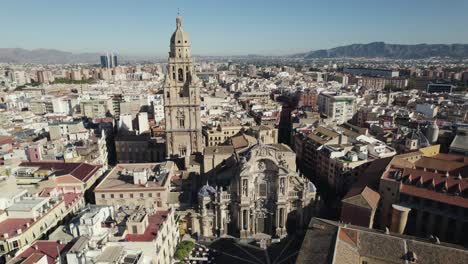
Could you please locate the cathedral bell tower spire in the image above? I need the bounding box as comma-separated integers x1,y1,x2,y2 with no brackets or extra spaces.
164,16,203,163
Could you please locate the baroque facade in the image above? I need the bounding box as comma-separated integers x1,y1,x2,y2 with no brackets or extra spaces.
194,144,316,239
164,16,203,160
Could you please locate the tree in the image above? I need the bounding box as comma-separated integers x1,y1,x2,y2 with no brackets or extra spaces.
174,241,195,260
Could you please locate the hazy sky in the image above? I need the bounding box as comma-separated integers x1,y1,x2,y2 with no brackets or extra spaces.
2,0,468,56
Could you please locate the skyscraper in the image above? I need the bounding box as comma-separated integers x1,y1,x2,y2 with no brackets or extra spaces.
100,53,118,68
164,16,203,160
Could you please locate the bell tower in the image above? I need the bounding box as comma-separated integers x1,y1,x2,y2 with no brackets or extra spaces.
164,15,203,160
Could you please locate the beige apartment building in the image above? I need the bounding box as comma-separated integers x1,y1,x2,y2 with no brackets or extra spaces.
94,161,177,209
0,195,84,257
80,100,110,118
203,121,244,147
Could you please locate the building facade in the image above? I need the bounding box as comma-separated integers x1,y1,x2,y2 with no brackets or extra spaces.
196,144,316,240
318,92,356,124
94,162,177,210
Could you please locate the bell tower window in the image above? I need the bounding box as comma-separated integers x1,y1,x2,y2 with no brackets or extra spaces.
179,118,185,128
178,68,184,82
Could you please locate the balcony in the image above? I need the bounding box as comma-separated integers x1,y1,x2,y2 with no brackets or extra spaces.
288,191,301,199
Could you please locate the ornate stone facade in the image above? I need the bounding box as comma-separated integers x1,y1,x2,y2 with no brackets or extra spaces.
164,16,203,159
195,143,316,239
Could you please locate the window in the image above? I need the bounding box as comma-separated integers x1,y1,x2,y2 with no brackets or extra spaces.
132,225,138,233
259,183,267,197
140,193,144,198
130,194,134,198
279,208,284,228
166,91,170,98
157,201,162,207
149,193,153,198
110,194,114,198
178,68,184,81
157,193,161,198
242,210,248,229
179,118,185,128
0,244,4,252
101,194,105,198
120,194,124,198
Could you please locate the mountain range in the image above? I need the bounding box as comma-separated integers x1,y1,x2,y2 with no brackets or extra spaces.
0,48,103,64
2,42,468,64
300,42,468,59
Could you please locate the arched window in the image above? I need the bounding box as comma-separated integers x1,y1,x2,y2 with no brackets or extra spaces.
242,210,248,230
166,92,170,98
178,68,184,81
279,208,284,228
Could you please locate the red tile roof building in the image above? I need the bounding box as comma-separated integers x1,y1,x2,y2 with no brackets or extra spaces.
378,150,468,245
9,240,68,264
15,161,104,195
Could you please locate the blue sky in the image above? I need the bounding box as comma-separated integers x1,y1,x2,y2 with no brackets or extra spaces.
2,0,468,56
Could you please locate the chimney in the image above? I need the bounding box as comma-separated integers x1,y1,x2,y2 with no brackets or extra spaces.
390,204,411,234
3,233,8,239
17,229,22,234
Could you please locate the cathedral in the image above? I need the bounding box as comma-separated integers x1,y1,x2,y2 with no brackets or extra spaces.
164,15,203,161
194,143,317,240
163,16,317,241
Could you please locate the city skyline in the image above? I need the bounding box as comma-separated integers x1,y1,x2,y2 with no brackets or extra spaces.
1,5,468,263
2,0,468,56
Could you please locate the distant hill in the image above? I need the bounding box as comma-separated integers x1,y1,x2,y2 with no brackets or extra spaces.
301,42,468,59
0,48,102,64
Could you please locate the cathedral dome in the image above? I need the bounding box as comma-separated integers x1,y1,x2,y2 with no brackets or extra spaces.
170,16,190,46
308,181,317,193
198,184,216,198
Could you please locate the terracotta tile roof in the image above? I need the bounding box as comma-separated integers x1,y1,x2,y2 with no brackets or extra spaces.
62,193,82,208
432,153,467,162
20,253,46,264
125,210,169,242
0,218,33,239
343,186,380,210
19,161,101,183
414,157,467,173
0,136,14,145
401,184,468,208
15,241,66,264
338,228,358,247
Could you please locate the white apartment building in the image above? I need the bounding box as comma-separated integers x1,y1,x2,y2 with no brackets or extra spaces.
148,93,165,123
318,92,356,124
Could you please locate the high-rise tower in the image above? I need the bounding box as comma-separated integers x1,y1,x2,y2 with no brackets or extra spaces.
164,16,203,159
